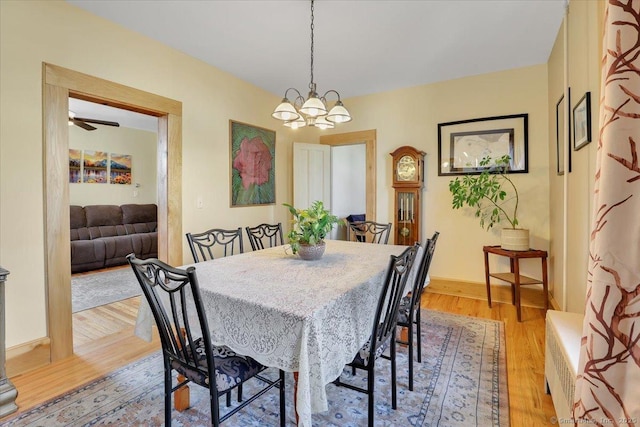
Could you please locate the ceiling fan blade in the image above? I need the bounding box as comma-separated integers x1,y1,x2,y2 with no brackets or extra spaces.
74,117,120,127
71,119,97,131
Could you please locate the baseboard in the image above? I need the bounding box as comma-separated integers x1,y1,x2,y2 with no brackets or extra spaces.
426,276,555,309
6,337,51,378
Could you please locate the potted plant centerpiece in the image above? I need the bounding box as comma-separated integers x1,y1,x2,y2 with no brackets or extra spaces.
448,154,529,251
283,200,340,260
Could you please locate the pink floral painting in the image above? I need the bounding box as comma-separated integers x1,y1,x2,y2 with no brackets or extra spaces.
230,121,275,206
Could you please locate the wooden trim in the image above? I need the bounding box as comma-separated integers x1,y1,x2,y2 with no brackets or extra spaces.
44,64,181,116
319,130,377,221
43,80,73,360
426,276,554,309
5,338,51,377
43,63,182,361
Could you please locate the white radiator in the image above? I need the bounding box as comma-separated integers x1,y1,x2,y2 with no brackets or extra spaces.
545,310,584,421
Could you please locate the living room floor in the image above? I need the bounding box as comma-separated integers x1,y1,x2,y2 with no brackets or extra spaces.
9,287,556,426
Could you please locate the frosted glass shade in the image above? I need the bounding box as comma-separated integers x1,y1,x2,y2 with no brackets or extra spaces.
299,96,327,117
326,102,352,123
272,100,300,121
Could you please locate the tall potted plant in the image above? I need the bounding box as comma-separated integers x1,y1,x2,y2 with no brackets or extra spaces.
448,154,529,250
283,200,340,260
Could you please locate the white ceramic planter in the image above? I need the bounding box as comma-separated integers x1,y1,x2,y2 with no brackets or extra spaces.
501,228,529,251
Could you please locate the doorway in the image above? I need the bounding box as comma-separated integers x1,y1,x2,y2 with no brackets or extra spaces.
43,63,182,362
320,129,377,222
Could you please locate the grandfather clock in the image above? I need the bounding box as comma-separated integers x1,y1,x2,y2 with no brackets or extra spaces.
390,146,425,246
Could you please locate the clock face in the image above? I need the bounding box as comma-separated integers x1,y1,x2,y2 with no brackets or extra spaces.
397,155,417,181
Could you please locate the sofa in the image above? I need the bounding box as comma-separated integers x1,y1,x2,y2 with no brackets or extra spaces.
70,204,158,273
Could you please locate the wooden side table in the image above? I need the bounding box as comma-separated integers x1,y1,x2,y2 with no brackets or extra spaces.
483,245,548,322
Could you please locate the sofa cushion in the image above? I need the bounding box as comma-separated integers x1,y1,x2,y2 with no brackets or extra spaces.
70,205,86,228
85,205,123,227
121,204,157,224
70,239,106,273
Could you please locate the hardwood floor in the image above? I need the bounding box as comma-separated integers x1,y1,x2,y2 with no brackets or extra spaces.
7,289,556,425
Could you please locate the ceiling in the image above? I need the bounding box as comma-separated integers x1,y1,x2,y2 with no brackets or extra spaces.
66,0,566,129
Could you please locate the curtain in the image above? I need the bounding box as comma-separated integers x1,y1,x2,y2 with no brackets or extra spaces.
573,1,640,425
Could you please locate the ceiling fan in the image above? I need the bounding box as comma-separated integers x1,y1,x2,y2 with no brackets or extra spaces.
68,111,120,131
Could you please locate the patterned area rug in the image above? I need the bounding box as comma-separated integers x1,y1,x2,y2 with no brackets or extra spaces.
72,267,141,313
5,310,508,426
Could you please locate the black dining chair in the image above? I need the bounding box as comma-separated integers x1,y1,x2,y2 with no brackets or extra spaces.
396,231,439,391
186,227,244,263
126,254,285,427
333,244,419,427
245,223,284,250
347,221,392,244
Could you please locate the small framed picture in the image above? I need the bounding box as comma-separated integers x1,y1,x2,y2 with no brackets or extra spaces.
556,89,571,175
573,92,592,151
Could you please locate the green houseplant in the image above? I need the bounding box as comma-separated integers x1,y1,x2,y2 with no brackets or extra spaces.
283,200,340,260
448,154,529,250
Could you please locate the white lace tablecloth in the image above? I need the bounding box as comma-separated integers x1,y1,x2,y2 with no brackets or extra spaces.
135,239,423,427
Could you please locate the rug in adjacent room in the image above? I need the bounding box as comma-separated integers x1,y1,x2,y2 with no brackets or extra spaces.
5,309,509,426
72,267,141,313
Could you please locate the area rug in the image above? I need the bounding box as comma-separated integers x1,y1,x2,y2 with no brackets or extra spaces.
72,267,141,313
5,310,508,426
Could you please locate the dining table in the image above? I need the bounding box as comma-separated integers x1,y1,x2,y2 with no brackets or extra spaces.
135,239,423,427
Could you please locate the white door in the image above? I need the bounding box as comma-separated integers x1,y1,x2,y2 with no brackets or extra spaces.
293,142,331,211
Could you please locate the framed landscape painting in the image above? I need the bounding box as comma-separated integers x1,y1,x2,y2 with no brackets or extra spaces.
230,120,276,207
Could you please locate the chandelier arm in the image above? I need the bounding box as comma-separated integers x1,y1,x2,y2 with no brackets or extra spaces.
320,89,342,103
283,87,303,101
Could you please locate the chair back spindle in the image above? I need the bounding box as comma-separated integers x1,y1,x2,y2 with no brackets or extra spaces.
369,244,418,359
347,221,392,244
245,223,284,251
186,227,244,263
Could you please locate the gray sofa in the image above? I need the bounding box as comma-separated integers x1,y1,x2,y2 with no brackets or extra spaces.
70,204,158,273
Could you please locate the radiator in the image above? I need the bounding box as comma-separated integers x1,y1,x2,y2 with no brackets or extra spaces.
545,310,584,421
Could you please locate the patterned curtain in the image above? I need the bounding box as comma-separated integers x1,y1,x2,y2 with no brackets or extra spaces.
573,1,640,424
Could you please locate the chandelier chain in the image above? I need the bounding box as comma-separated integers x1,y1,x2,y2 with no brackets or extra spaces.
309,0,315,91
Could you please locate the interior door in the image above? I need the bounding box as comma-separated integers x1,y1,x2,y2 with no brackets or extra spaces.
293,142,331,210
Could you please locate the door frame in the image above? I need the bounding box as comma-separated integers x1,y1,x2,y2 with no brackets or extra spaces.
43,63,183,361
320,130,377,221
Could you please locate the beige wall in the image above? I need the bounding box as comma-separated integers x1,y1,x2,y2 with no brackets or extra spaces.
321,65,551,283
547,0,602,313
0,0,600,351
69,125,158,206
0,0,294,347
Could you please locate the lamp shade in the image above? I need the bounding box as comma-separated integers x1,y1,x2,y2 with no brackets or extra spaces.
325,101,352,123
299,96,327,117
284,115,307,129
314,116,335,130
272,100,300,121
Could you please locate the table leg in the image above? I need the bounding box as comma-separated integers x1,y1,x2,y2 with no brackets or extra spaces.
513,259,522,322
509,258,516,305
175,374,190,411
542,256,549,311
293,372,299,425
483,251,492,307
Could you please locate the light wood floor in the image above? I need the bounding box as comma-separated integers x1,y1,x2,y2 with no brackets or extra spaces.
7,290,556,425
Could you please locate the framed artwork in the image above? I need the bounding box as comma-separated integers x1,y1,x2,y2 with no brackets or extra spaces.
69,149,82,183
573,92,592,151
109,153,132,184
82,150,108,183
556,88,571,175
438,113,528,176
230,120,276,206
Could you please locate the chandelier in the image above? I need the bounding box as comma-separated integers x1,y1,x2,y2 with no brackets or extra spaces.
271,0,352,130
